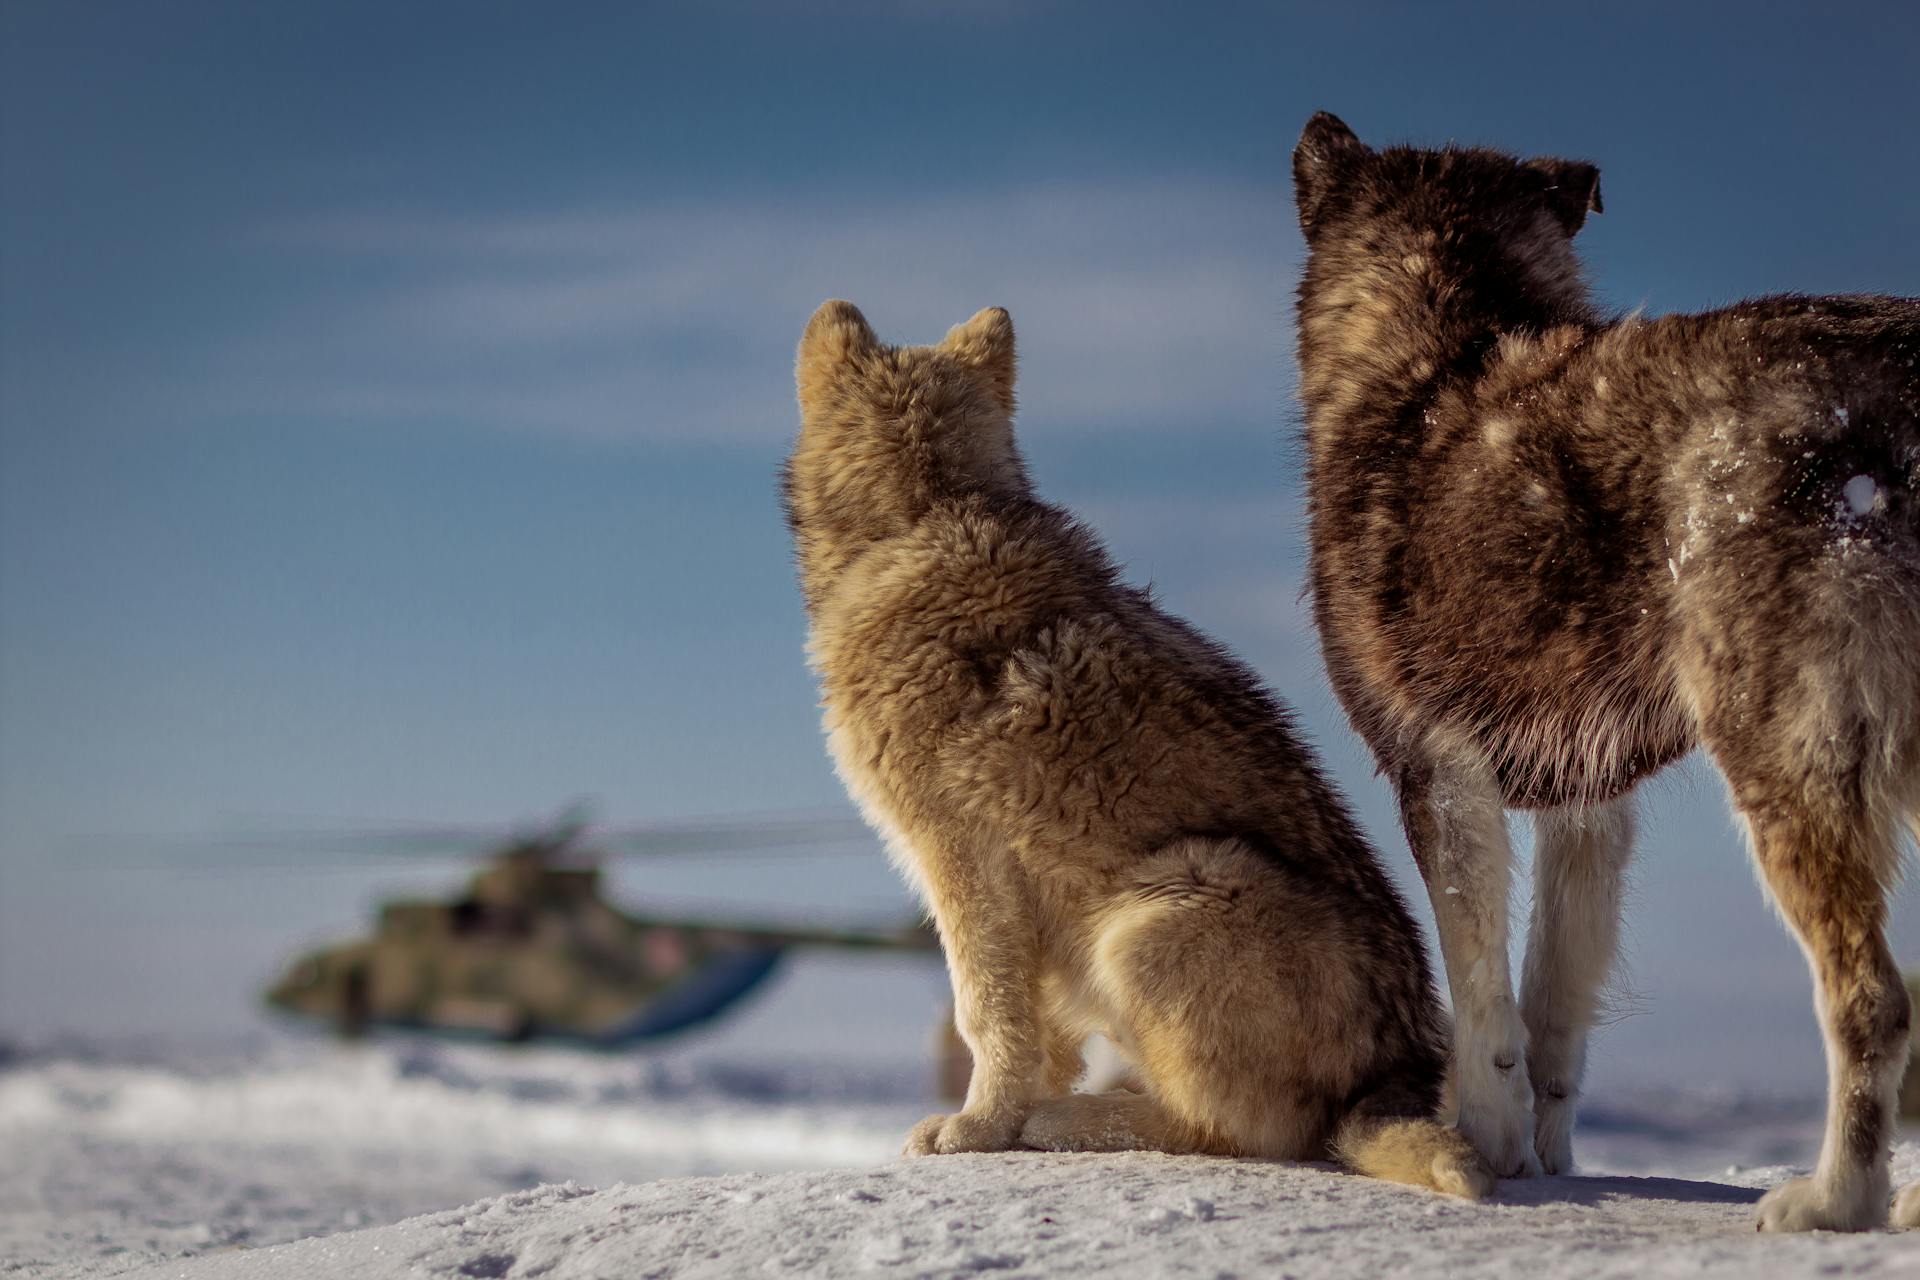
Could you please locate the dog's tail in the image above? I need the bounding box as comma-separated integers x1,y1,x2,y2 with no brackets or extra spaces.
1332,1086,1495,1201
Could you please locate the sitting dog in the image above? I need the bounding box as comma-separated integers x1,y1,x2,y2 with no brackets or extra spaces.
1291,111,1920,1230
783,299,1493,1199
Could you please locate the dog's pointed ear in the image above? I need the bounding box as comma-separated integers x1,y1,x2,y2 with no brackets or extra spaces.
943,306,1016,414
796,299,878,406
1293,111,1367,232
799,299,878,365
1523,158,1603,234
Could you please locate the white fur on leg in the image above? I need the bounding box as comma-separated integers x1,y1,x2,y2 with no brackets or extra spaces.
1758,1174,1890,1233
1520,795,1636,1175
1530,1088,1578,1176
1449,978,1539,1179
1411,746,1540,1178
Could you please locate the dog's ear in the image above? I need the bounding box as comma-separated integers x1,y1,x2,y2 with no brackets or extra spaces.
796,299,878,407
942,306,1016,415
1293,112,1367,231
799,299,878,365
1523,158,1603,234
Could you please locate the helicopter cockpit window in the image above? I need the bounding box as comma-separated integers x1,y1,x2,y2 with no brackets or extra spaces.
451,898,532,938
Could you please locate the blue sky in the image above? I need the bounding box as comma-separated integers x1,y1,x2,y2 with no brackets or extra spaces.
3,2,1920,1074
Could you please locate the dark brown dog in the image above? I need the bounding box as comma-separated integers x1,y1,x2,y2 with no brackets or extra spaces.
1292,112,1919,1231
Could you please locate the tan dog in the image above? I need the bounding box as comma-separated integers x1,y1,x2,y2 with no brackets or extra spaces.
783,300,1493,1200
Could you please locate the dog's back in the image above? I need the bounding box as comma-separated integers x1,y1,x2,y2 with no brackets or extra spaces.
1311,291,1920,808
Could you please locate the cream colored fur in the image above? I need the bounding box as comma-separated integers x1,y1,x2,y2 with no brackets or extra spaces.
1397,739,1540,1178
1520,795,1635,1175
785,300,1492,1201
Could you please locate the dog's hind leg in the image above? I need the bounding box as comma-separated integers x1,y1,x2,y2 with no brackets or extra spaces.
1740,803,1908,1231
1056,836,1488,1197
1892,804,1920,1230
1019,1090,1208,1153
1678,552,1919,1229
1519,793,1636,1174
1071,836,1362,1162
1396,743,1541,1178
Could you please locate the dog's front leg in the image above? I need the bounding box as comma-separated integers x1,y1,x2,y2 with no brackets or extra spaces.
903,835,1042,1156
1397,746,1541,1178
1520,794,1636,1174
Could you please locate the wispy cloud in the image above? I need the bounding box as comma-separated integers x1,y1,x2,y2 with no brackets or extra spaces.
220,178,1297,445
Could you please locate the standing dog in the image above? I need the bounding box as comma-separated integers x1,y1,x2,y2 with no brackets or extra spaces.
784,300,1493,1199
1291,111,1920,1230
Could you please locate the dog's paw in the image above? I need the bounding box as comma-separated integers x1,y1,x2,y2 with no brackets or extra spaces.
1756,1176,1885,1232
1892,1179,1920,1229
1457,1062,1541,1179
1531,1092,1575,1175
902,1113,948,1157
901,1109,1024,1157
1458,1104,1541,1180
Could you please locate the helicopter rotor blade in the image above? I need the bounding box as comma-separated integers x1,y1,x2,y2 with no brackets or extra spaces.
591,813,873,857
71,808,876,866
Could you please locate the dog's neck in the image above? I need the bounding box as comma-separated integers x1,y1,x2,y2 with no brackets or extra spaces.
1295,226,1599,429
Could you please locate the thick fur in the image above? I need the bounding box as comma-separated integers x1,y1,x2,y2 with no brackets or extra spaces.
785,300,1493,1201
1292,112,1920,1229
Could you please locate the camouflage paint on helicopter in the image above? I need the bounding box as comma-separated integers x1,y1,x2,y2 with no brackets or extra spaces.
264,831,938,1045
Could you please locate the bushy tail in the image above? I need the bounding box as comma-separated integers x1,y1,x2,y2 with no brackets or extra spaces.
1333,1100,1495,1201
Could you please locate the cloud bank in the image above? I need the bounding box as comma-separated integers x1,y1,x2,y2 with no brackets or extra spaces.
231,178,1297,445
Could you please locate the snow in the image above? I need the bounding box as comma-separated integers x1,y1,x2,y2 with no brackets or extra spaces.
1843,474,1882,518
10,789,1920,1277
0,1038,919,1278
9,1038,1920,1279
113,1147,1920,1280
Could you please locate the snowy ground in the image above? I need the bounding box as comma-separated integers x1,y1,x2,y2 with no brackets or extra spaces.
122,1148,1920,1280
8,798,1920,1278
7,1036,1920,1279
0,1038,920,1278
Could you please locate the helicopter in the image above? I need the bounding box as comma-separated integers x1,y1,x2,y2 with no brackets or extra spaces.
260,807,945,1048
258,809,1920,1114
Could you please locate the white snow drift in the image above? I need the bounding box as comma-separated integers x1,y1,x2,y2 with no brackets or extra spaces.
124,1147,1920,1280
